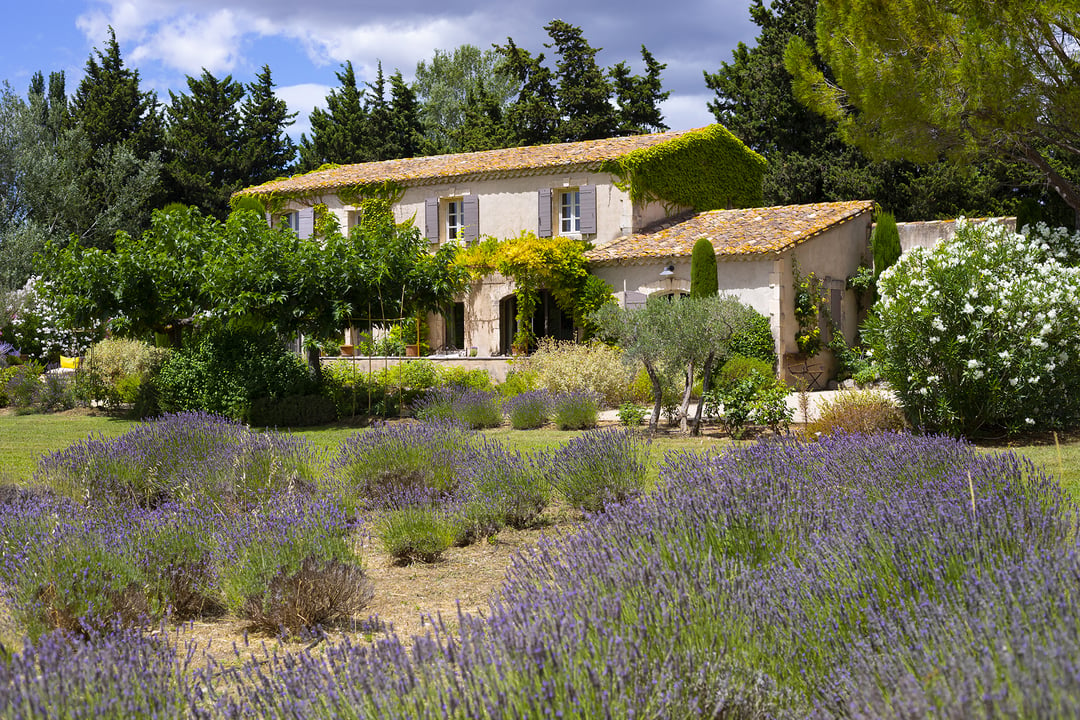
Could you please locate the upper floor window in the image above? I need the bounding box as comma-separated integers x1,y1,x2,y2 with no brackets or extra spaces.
284,211,300,234
447,199,463,241
560,190,581,234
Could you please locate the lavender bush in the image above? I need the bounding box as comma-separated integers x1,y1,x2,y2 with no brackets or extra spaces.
34,411,321,509
327,420,473,516
375,506,458,563
551,390,600,430
543,427,651,511
414,386,502,429
504,389,552,429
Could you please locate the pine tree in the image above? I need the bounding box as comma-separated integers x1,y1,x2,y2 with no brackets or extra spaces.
239,65,296,185
298,61,368,169
388,70,426,159
453,79,514,152
544,19,616,142
690,238,718,298
164,70,246,217
495,39,559,146
611,47,669,135
70,27,163,159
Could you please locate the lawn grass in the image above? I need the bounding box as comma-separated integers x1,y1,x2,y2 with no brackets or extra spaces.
3,410,1079,499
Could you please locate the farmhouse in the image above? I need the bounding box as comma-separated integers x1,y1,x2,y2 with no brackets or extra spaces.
236,125,871,383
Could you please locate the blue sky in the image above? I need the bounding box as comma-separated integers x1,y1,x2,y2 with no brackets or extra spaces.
1,1,759,143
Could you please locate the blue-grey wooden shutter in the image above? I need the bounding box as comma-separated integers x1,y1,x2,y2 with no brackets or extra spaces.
580,184,597,234
425,197,439,242
462,195,479,243
538,188,553,237
298,208,315,239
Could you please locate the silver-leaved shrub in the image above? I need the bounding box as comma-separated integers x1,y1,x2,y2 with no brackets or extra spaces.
869,219,1080,435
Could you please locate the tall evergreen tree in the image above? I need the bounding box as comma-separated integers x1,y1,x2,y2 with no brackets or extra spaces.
298,61,368,169
496,21,668,146
388,70,426,159
70,27,163,159
363,63,395,161
611,47,669,135
165,70,246,217
495,39,560,146
544,19,616,142
453,79,515,152
239,65,296,185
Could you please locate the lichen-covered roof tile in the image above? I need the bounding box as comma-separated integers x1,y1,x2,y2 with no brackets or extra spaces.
236,129,701,196
586,200,874,264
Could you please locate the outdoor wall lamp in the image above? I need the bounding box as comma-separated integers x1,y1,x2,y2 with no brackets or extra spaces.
659,264,675,277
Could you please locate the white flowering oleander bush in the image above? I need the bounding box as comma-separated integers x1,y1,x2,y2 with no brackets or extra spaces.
869,220,1080,435
1,277,95,362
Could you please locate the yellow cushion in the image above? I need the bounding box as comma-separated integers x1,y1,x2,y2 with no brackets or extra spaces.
60,356,81,369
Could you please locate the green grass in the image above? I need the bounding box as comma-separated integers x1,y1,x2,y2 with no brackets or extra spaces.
3,411,1079,500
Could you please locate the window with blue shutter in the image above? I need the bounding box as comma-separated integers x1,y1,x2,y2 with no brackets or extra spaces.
580,184,597,234
297,207,315,239
462,195,479,243
425,197,439,242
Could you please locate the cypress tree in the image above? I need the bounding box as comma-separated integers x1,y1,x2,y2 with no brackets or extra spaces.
690,238,719,297
871,210,901,281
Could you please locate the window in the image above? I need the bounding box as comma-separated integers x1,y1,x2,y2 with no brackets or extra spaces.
447,199,463,241
560,190,581,234
284,211,300,234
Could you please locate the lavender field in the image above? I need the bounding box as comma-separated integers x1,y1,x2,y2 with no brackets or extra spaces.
1,413,1078,718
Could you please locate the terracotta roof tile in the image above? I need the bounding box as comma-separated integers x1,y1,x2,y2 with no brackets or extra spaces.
586,200,874,264
237,129,701,197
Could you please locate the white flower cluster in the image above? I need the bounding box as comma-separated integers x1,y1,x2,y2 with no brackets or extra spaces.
872,219,1080,432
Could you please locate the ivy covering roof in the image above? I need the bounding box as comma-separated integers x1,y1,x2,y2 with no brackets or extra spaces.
234,125,765,208
585,200,874,264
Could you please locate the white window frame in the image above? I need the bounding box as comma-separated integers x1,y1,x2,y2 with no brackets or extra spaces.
446,199,463,241
560,190,581,234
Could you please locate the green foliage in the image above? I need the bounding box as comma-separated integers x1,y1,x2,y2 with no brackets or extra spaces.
785,0,1080,223
690,238,719,298
602,124,766,211
248,395,338,428
375,507,457,564
78,338,171,412
157,326,313,421
792,259,826,356
617,402,647,427
728,307,776,363
239,65,297,186
495,21,669,145
871,210,901,281
716,355,776,393
462,232,614,348
705,369,791,438
869,220,1080,435
552,393,600,431
498,369,540,398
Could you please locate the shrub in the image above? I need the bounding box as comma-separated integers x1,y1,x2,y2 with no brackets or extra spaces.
438,365,493,391
374,506,457,563
498,369,540,398
5,361,44,414
544,428,650,511
869,220,1080,434
806,388,908,437
238,556,373,634
552,391,600,430
715,354,775,393
518,338,632,407
871,209,901,282
617,402,647,427
248,394,338,427
414,387,502,429
690,237,718,297
157,326,313,421
504,389,553,429
77,339,171,413
0,365,18,406
727,307,776,364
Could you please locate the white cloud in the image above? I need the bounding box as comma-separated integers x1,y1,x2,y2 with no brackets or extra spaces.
275,82,332,139
128,9,245,75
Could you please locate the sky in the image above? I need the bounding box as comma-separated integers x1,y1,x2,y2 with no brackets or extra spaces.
0,0,760,143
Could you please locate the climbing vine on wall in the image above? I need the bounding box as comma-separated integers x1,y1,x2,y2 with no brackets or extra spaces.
792,258,828,357
601,124,767,212
459,232,614,348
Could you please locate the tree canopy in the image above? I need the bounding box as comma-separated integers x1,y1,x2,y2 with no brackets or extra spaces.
785,0,1080,226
